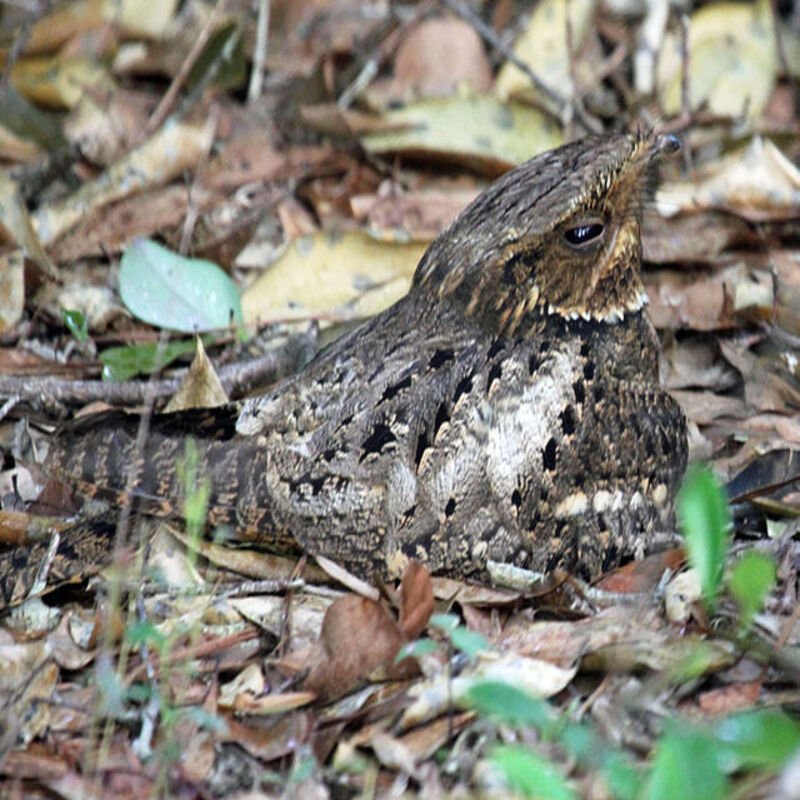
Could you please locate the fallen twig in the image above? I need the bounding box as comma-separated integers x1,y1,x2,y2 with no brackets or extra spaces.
0,330,318,410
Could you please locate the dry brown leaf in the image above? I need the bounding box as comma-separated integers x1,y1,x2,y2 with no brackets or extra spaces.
398,561,434,639
594,548,685,594
738,413,800,445
47,614,95,671
430,576,522,606
223,712,314,761
395,711,474,763
33,117,215,246
645,264,772,332
388,16,491,100
697,680,762,715
657,137,800,221
302,593,418,700
668,389,749,426
719,340,800,412
498,606,735,674
351,186,479,242
642,210,751,264
660,338,739,392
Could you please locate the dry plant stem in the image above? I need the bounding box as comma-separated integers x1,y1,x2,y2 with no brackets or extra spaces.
124,629,259,685
337,3,433,110
769,0,794,92
247,0,271,102
0,396,21,423
143,0,228,138
441,0,603,134
0,331,317,409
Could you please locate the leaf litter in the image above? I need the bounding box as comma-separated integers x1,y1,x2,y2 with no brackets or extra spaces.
0,0,799,797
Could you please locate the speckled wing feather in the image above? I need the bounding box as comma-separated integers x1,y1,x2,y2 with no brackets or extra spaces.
3,132,688,606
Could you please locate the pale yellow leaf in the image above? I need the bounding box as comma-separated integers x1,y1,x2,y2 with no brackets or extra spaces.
359,95,563,170
494,0,597,103
0,171,56,277
0,251,25,333
242,231,426,326
657,136,800,222
657,0,776,120
112,0,180,39
164,337,229,413
11,56,114,109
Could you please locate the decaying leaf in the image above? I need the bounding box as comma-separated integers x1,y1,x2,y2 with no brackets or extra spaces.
359,95,563,173
242,230,426,327
657,0,776,120
658,137,800,221
301,563,433,700
494,0,598,106
32,118,215,245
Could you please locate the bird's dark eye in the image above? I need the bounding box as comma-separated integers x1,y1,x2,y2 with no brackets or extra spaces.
564,222,605,248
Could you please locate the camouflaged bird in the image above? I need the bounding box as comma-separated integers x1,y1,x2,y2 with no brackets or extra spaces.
30,133,689,587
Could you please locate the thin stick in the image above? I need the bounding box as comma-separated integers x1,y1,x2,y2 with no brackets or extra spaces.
441,0,603,134
247,0,271,103
0,330,317,409
143,0,228,138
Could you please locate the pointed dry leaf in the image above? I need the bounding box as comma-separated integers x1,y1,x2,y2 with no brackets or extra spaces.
390,16,491,99
399,561,434,639
163,338,228,412
351,187,479,242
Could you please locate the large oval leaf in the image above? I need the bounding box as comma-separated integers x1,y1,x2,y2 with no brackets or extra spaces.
119,238,243,332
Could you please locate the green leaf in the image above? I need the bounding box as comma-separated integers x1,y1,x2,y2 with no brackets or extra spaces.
491,745,577,800
645,725,727,800
467,680,554,730
729,551,776,631
119,238,243,333
676,466,731,612
714,710,800,772
61,308,88,342
603,754,643,800
178,439,211,542
395,638,440,663
429,612,460,633
99,339,197,381
124,620,167,652
450,626,493,660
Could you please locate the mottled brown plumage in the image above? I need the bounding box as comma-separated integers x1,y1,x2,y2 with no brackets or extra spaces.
3,133,688,605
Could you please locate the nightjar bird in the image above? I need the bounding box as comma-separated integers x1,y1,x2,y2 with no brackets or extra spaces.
41,132,689,584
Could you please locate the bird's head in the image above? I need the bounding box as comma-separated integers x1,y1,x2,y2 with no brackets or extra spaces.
414,132,679,334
